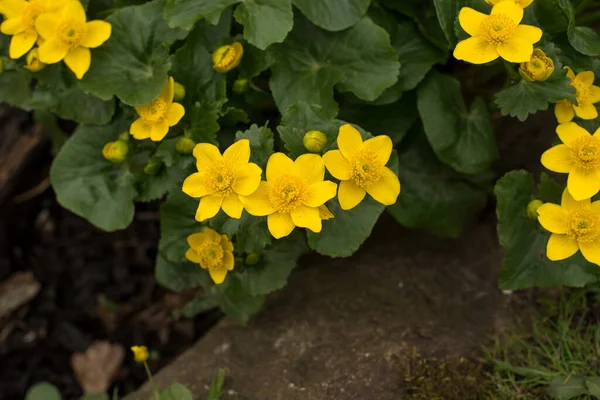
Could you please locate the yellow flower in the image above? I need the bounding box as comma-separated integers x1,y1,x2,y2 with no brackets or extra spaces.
185,229,234,284
182,139,262,221
485,0,533,7
212,42,243,73
102,140,128,163
541,122,600,201
241,153,338,239
24,47,45,71
537,188,600,266
0,0,67,59
519,49,553,81
322,124,400,211
130,77,185,142
554,67,600,123
303,130,327,153
35,1,111,79
130,346,149,363
453,1,542,64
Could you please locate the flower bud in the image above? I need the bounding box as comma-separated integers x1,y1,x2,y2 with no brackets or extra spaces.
118,131,130,143
233,78,249,94
303,130,327,153
527,199,544,220
102,141,128,164
245,252,261,265
130,346,149,363
144,158,162,175
175,136,196,154
519,49,554,82
173,81,186,102
24,48,45,72
212,42,244,73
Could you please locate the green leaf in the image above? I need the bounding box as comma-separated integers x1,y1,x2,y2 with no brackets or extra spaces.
0,70,31,108
417,71,498,174
158,383,193,400
175,295,219,318
214,275,264,324
495,170,597,290
79,0,187,105
546,376,589,400
586,377,600,399
50,84,115,125
234,0,293,50
211,211,272,254
134,163,191,202
164,0,237,30
569,26,600,57
189,102,221,145
235,124,274,169
50,119,135,232
433,0,476,48
26,383,61,400
33,110,67,155
238,41,275,79
155,254,206,292
80,394,110,400
291,0,370,31
270,14,400,118
159,189,202,262
387,129,486,238
533,0,573,34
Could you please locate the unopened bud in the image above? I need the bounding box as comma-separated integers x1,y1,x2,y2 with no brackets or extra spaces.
527,199,544,220
245,252,261,265
303,130,327,153
233,78,249,94
144,158,162,175
519,49,554,82
24,48,45,72
102,141,128,164
212,42,244,73
175,136,196,154
118,131,130,143
174,82,186,102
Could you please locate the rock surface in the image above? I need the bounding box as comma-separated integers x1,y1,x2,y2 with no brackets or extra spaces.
125,217,510,400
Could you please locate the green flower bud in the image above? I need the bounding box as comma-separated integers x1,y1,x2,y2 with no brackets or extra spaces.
233,78,249,94
245,252,261,265
174,82,186,102
144,158,162,175
303,130,327,153
527,199,544,220
102,141,128,164
118,131,130,143
175,136,196,154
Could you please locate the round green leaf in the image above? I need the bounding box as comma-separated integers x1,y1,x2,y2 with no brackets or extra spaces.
233,0,293,50
158,383,193,400
164,0,237,30
292,0,370,31
25,383,61,400
568,26,600,57
158,189,202,262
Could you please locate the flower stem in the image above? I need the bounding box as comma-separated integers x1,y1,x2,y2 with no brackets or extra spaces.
502,60,520,81
143,361,160,400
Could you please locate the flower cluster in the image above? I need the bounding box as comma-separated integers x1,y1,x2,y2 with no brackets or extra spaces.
0,0,112,79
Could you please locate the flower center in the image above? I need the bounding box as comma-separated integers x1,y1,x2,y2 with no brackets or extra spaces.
21,3,45,31
269,175,307,213
350,150,382,188
138,98,168,123
567,209,600,243
205,161,235,196
480,15,516,44
572,80,590,105
572,137,600,170
59,19,86,47
196,241,224,270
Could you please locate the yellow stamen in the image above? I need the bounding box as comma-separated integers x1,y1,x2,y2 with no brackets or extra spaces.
350,150,382,188
138,98,168,123
572,137,600,170
204,161,235,196
480,15,516,44
269,175,307,213
567,209,600,243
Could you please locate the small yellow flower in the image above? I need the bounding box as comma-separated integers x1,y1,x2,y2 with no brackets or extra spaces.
102,140,128,163
555,67,600,123
0,0,67,59
303,130,327,153
323,124,400,211
519,49,553,81
182,139,262,221
527,199,543,220
130,77,185,142
485,0,533,7
454,2,542,64
36,1,111,79
185,229,234,284
241,153,338,239
130,346,149,363
537,188,600,266
541,122,600,201
24,47,45,72
212,42,243,73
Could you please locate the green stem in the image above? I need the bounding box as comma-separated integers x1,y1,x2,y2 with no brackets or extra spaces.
143,361,160,400
502,60,520,81
577,10,600,25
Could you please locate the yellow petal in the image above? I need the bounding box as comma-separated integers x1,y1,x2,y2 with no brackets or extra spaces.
546,233,579,261
241,181,275,216
540,144,573,173
232,163,262,196
591,200,600,214
491,0,523,24
1,18,24,35
579,241,600,266
195,195,223,221
294,153,325,184
9,31,36,59
187,232,208,249
208,268,228,284
318,204,334,220
182,172,212,198
555,100,575,124
130,118,152,140
291,205,321,233
458,7,486,36
81,20,111,48
514,25,542,43
365,167,400,206
267,212,295,239
556,122,591,147
573,102,599,120
323,150,352,180
338,124,364,161
0,0,27,19
223,251,235,270
266,152,296,182
536,203,568,234
575,71,595,87
166,103,185,127
38,38,69,63
160,76,175,105
223,139,250,166
561,187,590,210
150,119,169,141
193,143,222,171
338,179,366,210
221,234,234,252
565,66,576,80
590,86,600,103
222,193,243,219
304,181,338,207
453,37,499,64
64,46,91,79
204,228,222,242
568,167,600,200
363,135,392,166
64,1,87,23
185,248,203,264
497,37,533,63
35,13,58,39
